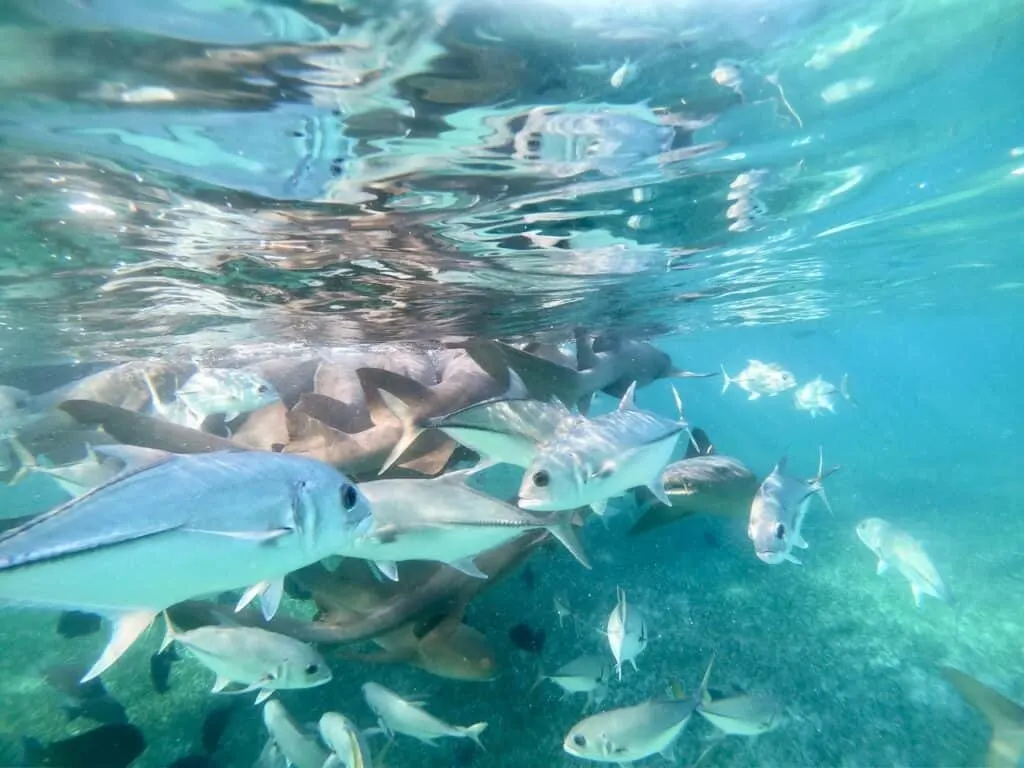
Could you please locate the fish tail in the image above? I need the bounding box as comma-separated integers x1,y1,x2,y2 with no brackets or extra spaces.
811,446,839,515
696,652,715,705
462,722,488,751
840,373,858,407
7,434,38,485
719,365,732,394
529,662,547,694
941,666,1024,768
159,611,179,653
376,389,425,475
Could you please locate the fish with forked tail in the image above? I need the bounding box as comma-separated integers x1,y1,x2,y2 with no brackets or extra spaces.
856,518,952,606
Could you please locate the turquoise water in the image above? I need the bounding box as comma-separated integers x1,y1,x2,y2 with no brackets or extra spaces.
0,0,1022,766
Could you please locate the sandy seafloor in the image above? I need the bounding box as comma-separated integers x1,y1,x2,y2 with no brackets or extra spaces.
0,314,1021,768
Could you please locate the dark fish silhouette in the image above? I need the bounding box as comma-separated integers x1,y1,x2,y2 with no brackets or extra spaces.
167,757,214,768
149,646,179,694
508,623,545,654
44,664,128,726
57,610,102,639
23,723,145,768
201,705,236,754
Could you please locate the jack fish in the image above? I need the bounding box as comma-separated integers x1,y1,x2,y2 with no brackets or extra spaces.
856,517,952,606
0,447,371,681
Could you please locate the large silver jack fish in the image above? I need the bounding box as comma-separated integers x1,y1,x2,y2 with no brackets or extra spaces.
0,446,371,682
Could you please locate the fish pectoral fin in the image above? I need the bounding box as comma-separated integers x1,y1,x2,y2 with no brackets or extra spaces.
747,392,761,400
548,521,591,570
588,460,617,480
253,688,274,706
185,527,292,542
875,559,889,576
259,578,284,621
647,478,672,507
82,610,158,682
784,553,803,565
371,560,400,582
791,532,809,549
211,675,234,694
448,556,488,579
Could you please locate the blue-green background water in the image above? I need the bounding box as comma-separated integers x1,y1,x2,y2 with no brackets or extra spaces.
0,0,1022,765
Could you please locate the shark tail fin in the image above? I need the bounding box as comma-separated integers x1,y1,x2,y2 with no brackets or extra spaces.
941,666,1024,768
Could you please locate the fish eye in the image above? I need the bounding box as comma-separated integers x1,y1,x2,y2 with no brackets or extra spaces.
340,484,358,510
305,663,319,675
532,470,550,488
775,523,786,540
257,384,269,393
572,734,587,747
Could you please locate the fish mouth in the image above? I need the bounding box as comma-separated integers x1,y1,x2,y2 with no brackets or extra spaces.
755,550,785,565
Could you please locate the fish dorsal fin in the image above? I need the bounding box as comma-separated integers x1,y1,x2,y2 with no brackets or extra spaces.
457,342,512,392
774,456,788,474
356,368,437,427
491,342,581,405
617,382,638,411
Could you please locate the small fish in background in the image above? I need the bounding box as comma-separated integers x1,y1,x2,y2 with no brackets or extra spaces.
720,360,797,400
563,656,714,764
794,374,854,417
362,681,488,748
856,518,953,607
22,723,146,768
162,614,332,704
697,685,783,736
509,623,546,654
57,610,102,639
319,711,374,768
149,644,179,694
610,57,637,88
940,665,1024,768
711,59,747,99
606,586,648,680
711,60,802,126
43,664,129,725
748,448,838,565
262,699,330,768
175,368,279,426
553,595,576,629
533,654,611,711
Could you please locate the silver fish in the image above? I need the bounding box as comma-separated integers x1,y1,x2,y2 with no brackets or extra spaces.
161,615,331,704
0,447,371,681
794,374,854,417
535,654,611,711
698,690,783,736
319,712,373,768
856,517,952,606
721,360,796,400
563,656,713,764
517,383,686,515
176,368,280,423
747,448,837,565
362,681,487,748
262,699,330,768
355,471,589,579
421,397,578,470
606,586,648,680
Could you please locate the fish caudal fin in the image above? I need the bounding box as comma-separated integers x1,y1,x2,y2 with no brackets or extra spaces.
940,666,1024,768
83,610,157,682
7,434,38,485
719,365,732,394
234,578,285,621
461,722,488,751
811,446,839,515
376,389,425,475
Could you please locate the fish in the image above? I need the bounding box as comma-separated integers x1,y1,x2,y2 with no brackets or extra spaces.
161,614,332,704
22,723,146,768
508,623,545,653
468,331,713,415
629,432,760,536
606,586,648,680
362,681,488,748
793,374,854,417
517,383,686,516
0,447,371,681
856,518,952,606
554,595,577,630
39,361,196,413
417,397,577,470
319,712,373,768
175,368,280,425
563,656,713,764
721,360,796,400
610,58,635,88
9,436,125,497
57,610,102,638
534,654,611,711
43,663,129,725
940,666,1024,768
697,689,783,736
254,737,289,768
262,699,330,768
354,470,589,578
747,448,838,565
